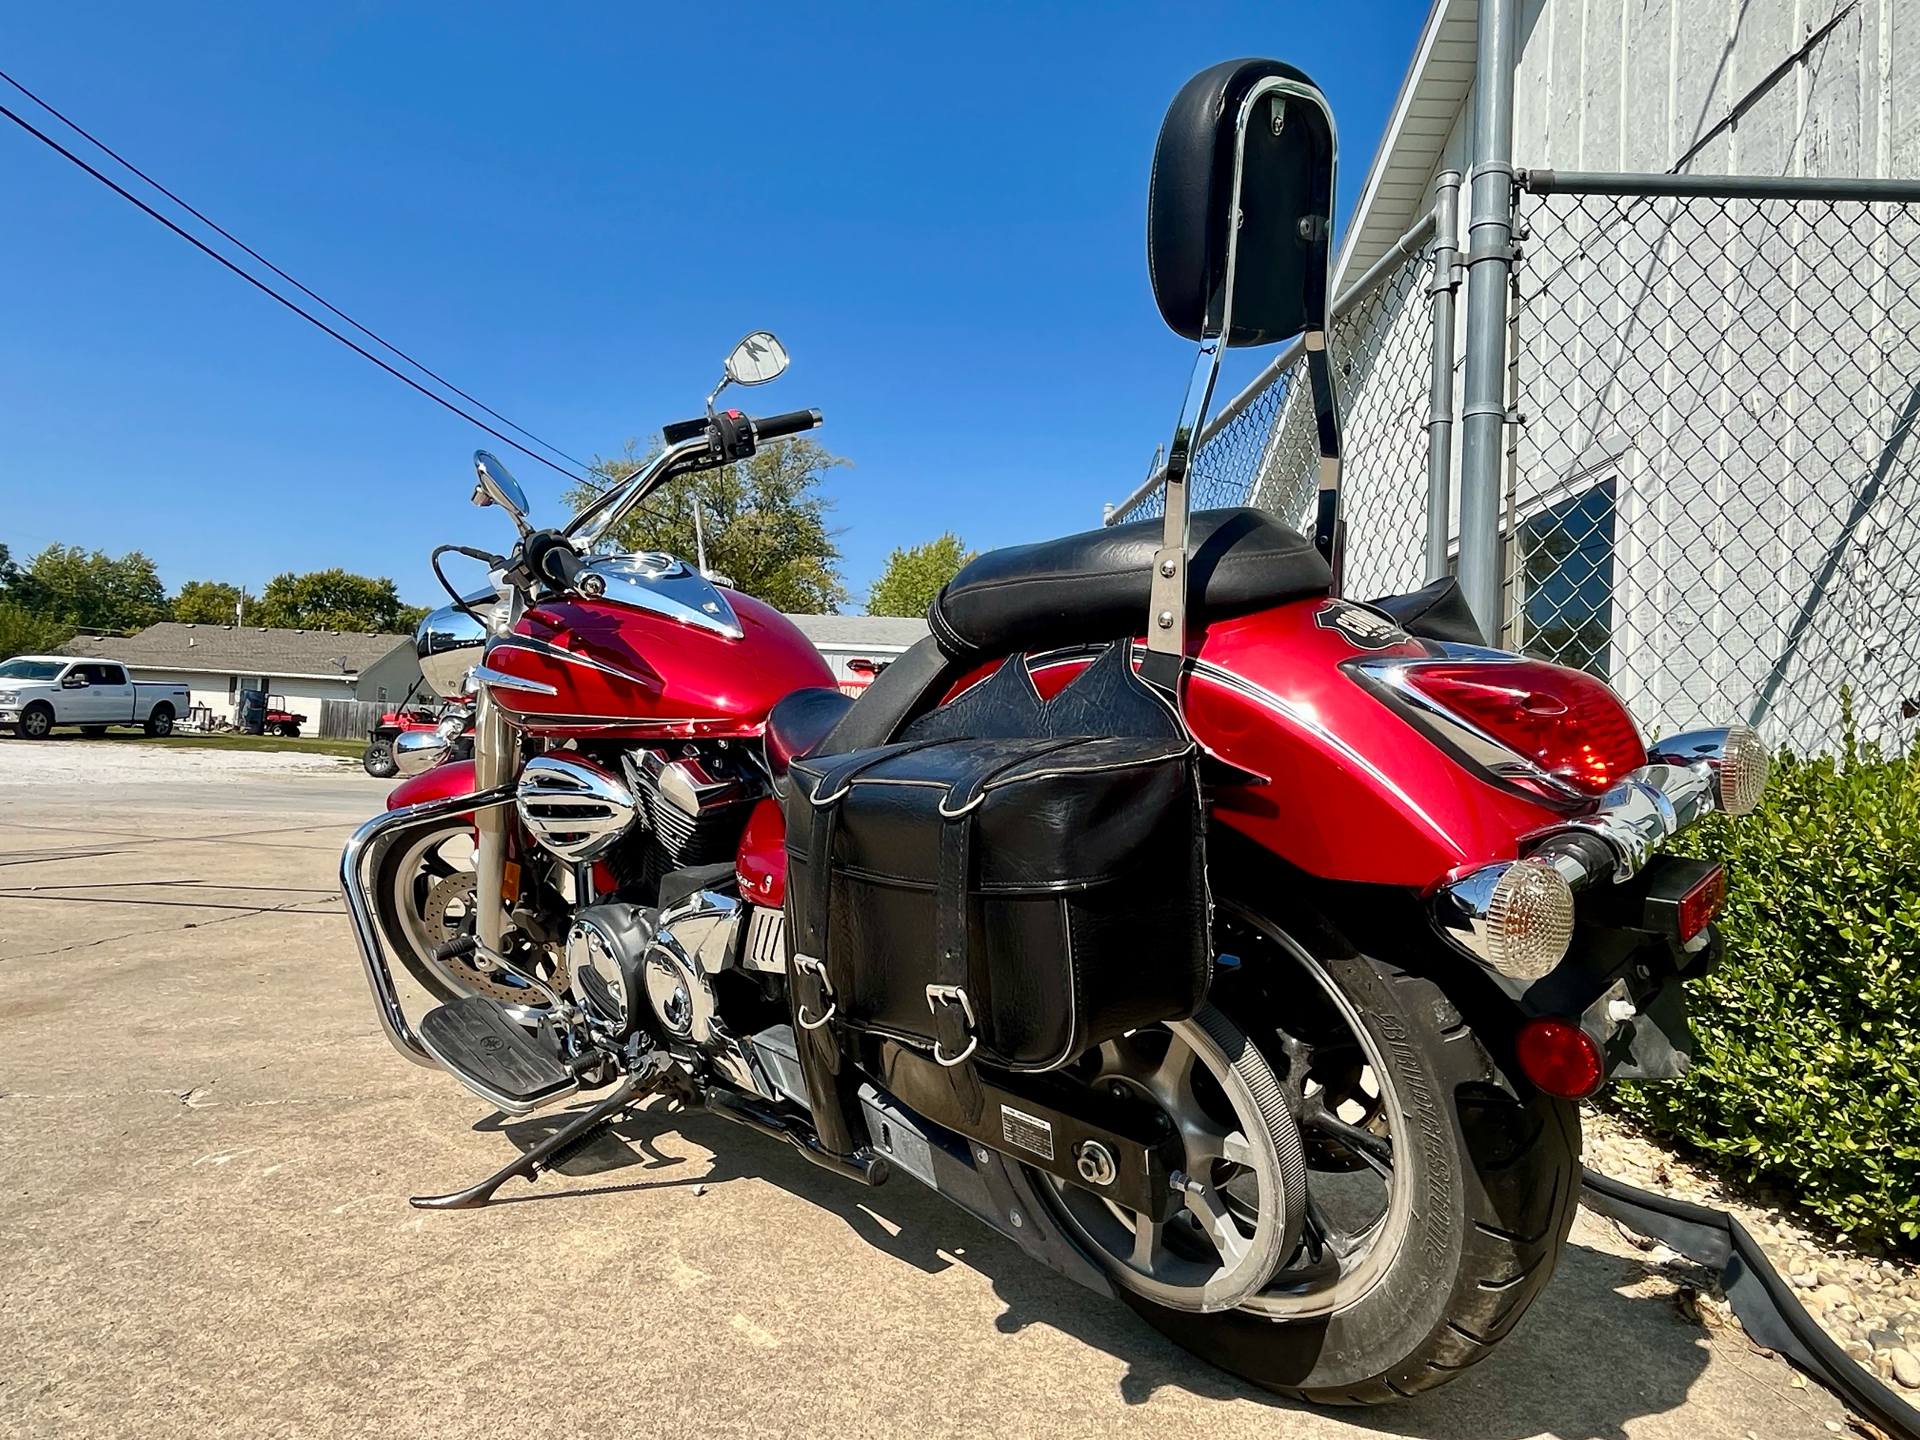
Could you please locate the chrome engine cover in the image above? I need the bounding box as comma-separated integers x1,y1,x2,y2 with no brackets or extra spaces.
622,747,764,866
567,903,654,1039
517,753,638,864
640,890,773,1098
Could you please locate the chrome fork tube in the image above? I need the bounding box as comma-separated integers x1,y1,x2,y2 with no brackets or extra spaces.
470,686,516,951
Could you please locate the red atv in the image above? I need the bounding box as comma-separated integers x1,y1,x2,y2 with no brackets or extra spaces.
363,692,472,778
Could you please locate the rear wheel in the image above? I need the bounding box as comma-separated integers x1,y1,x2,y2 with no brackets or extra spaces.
363,737,399,778
19,704,53,740
144,705,174,737
1039,899,1580,1403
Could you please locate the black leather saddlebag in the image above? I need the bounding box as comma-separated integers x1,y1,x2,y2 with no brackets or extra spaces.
784,684,1210,1072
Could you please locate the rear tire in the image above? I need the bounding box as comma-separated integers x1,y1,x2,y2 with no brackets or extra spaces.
1099,901,1580,1403
19,703,53,740
144,705,174,738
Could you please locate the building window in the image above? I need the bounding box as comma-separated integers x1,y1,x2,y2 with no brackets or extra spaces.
228,676,238,699
1517,482,1616,681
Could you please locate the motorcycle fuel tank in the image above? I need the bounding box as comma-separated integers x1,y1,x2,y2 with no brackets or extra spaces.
484,554,834,739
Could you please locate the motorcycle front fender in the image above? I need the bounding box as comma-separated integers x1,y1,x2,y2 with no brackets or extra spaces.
386,758,479,812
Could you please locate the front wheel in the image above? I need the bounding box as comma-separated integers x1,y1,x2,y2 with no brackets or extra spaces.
1040,899,1580,1403
18,704,53,740
362,737,398,778
370,820,558,1021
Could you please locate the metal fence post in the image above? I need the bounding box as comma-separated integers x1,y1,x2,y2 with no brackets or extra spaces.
1424,173,1463,582
1457,0,1519,637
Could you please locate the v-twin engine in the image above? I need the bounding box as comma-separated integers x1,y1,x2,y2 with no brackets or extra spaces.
566,889,786,1098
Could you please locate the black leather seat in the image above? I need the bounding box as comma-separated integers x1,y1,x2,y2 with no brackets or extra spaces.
928,508,1331,659
764,686,855,785
1365,576,1486,646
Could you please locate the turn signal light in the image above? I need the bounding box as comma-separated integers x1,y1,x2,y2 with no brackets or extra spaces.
1404,660,1647,796
1515,1017,1605,1099
1716,723,1771,815
1675,864,1727,944
1433,858,1576,980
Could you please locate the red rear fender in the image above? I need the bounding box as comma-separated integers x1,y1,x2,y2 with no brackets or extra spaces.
974,600,1568,889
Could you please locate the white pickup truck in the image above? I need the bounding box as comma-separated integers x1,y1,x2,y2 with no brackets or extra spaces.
0,656,190,739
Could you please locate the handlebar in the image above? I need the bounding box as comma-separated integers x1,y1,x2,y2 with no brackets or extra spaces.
563,405,825,548
753,408,823,442
525,531,604,597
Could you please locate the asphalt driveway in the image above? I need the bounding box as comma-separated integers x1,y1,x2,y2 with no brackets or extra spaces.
0,745,1846,1438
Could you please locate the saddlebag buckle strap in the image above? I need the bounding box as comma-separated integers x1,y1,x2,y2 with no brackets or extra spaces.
793,952,837,1031
926,984,978,1067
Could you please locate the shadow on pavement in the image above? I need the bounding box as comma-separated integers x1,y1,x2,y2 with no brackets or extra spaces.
475,1098,1710,1440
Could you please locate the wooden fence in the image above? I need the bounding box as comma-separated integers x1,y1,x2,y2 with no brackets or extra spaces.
319,698,386,740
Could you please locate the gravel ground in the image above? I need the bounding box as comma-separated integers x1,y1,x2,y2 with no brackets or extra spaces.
0,739,354,785
1585,1107,1920,1394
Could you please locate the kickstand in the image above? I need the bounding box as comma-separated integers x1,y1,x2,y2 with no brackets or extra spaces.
411,1058,670,1211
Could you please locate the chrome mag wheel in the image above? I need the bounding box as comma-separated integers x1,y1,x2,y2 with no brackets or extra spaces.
1224,903,1416,1321
1039,908,1416,1324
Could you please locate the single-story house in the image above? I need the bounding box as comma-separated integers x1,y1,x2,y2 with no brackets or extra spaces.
72,623,422,726
782,615,930,694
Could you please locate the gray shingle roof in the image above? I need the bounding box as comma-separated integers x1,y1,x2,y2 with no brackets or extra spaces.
72,622,412,678
783,614,929,650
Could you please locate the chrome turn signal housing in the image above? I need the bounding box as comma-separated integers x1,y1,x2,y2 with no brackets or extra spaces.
1434,858,1576,981
1648,723,1771,817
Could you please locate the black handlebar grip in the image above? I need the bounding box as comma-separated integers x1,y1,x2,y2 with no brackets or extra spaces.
533,534,605,597
753,408,824,441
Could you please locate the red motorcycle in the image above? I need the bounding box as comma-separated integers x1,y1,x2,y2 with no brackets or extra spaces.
343,60,1769,1402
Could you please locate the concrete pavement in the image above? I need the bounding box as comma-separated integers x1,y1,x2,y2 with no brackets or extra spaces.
0,754,1846,1437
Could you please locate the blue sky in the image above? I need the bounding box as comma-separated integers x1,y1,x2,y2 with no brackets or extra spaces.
0,3,1427,611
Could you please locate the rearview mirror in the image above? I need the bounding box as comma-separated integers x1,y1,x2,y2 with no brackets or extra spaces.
724,331,790,386
471,450,530,530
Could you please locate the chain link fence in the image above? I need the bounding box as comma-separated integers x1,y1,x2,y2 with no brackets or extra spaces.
1513,188,1920,754
1105,179,1920,757
1109,236,1437,604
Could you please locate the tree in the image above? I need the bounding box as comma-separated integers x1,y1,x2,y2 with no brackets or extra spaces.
564,437,849,613
253,570,428,633
866,532,976,618
0,603,74,661
173,579,253,625
11,544,171,632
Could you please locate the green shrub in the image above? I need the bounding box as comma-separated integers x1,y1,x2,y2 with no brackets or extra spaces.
1609,726,1920,1251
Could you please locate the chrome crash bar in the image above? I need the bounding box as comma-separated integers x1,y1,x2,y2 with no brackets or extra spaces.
338,784,520,1067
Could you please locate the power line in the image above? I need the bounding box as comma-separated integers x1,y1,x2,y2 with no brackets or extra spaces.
0,69,588,474
0,94,588,484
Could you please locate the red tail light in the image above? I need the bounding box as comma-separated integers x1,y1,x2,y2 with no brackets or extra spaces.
1403,660,1647,796
1515,1017,1605,1098
1675,864,1727,943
